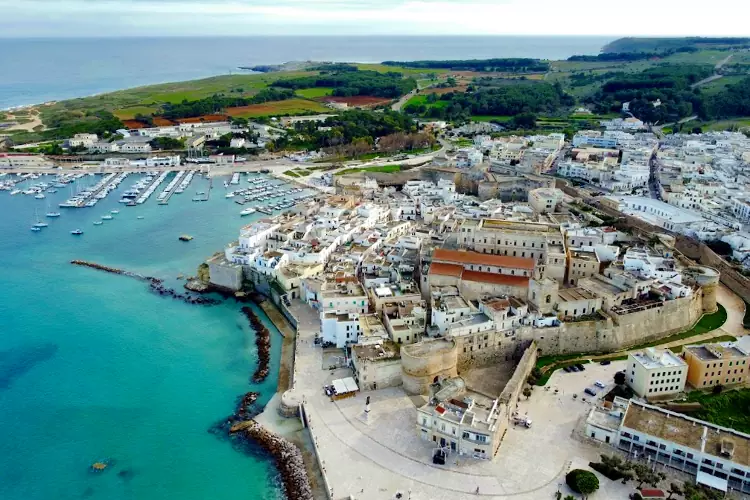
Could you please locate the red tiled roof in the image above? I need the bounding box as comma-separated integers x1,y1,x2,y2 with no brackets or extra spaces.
428,262,464,278
461,271,530,288
639,489,665,498
433,248,535,270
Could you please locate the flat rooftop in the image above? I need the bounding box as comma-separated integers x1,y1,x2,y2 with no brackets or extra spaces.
684,343,749,361
558,287,597,302
352,341,400,362
622,400,750,467
631,348,686,369
402,338,455,358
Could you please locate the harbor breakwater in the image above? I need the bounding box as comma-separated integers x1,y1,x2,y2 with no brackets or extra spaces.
230,420,314,500
70,260,219,305
241,306,271,383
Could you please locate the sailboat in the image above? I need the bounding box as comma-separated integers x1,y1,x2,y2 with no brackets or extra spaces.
32,209,48,229
45,201,61,218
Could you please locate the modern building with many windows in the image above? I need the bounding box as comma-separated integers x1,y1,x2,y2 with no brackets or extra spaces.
615,400,750,495
626,348,688,399
683,341,750,389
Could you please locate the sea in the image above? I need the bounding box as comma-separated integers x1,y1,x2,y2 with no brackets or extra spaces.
0,35,613,109
0,172,309,500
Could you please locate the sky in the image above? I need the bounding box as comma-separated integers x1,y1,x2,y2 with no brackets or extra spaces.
1,0,748,38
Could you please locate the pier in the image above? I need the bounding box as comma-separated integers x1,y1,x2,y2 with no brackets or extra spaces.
157,170,186,205
59,172,126,208
136,171,169,205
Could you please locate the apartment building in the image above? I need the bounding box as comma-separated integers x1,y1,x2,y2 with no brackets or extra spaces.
626,348,688,399
528,187,564,214
683,341,750,389
416,386,503,460
350,340,402,391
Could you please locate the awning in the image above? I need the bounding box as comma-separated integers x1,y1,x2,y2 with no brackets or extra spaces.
342,377,359,393
696,470,728,492
332,379,348,395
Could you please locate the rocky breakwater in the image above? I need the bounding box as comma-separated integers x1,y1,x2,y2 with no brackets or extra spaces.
70,260,219,306
241,306,271,382
230,420,313,500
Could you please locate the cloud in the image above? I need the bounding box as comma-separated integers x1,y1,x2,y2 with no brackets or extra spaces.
1,0,748,37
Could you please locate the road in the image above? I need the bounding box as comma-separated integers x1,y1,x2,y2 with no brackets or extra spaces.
690,54,733,89
391,89,418,112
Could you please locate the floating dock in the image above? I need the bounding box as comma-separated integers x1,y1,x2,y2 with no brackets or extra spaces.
136,171,169,205
157,170,186,205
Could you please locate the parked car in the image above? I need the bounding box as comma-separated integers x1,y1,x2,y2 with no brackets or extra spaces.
600,360,611,366
563,366,573,372
594,380,607,389
584,387,599,397
576,364,586,371
570,365,580,372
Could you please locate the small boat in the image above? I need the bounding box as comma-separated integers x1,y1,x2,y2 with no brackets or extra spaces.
179,234,193,241
110,210,120,214
93,221,103,226
10,189,21,195
33,221,49,228
126,201,136,207
240,208,257,216
101,215,113,220
225,192,235,198
46,212,61,218
30,226,41,232
46,188,58,194
196,191,205,195
137,216,144,220
34,193,46,199
71,229,83,235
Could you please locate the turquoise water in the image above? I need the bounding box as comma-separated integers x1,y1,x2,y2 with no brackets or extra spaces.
0,173,291,500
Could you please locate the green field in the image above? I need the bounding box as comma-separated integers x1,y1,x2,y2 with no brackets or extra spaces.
471,115,512,122
404,94,450,109
226,98,329,118
702,117,750,131
335,164,402,176
685,389,750,434
112,105,160,120
42,71,317,117
295,87,334,98
355,63,449,76
701,75,748,95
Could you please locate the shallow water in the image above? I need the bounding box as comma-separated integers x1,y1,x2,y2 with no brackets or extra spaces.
0,172,298,500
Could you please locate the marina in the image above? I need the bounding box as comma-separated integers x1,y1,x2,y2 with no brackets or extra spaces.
157,170,187,205
136,171,170,205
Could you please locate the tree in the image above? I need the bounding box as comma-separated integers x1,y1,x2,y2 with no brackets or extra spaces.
564,496,575,500
522,387,532,399
632,463,665,490
667,482,684,499
614,371,627,386
511,112,537,129
712,384,723,395
566,469,599,499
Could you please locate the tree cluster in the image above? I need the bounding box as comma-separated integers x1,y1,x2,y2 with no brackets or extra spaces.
273,110,417,153
404,82,572,121
704,76,750,119
34,109,123,141
587,65,711,123
567,47,698,63
382,58,549,72
149,136,184,150
272,69,416,98
158,88,296,119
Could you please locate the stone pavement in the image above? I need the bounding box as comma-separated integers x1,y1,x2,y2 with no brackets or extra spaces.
284,300,639,500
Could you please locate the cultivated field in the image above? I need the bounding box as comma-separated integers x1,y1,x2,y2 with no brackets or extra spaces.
225,98,328,118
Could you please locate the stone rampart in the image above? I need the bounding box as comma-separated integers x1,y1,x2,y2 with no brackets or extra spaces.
401,338,458,395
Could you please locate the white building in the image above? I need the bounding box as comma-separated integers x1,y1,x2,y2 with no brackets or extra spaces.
626,347,688,399
67,133,98,148
321,311,361,348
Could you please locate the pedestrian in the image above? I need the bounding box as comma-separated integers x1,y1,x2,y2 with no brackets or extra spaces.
476,486,480,494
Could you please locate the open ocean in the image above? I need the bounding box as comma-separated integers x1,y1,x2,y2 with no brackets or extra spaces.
0,35,613,109
0,173,303,500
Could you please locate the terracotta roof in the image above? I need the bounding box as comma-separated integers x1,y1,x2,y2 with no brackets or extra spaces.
428,262,464,278
433,248,535,270
461,271,530,288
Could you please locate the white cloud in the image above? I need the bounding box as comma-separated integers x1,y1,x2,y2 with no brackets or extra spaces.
1,0,748,37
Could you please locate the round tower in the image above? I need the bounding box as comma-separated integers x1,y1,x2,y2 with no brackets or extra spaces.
401,338,458,395
684,266,720,314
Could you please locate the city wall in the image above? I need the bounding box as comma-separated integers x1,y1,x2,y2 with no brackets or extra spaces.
455,293,704,370
401,338,458,395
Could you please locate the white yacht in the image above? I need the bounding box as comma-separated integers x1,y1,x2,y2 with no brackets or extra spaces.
101,215,113,220
240,208,256,216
